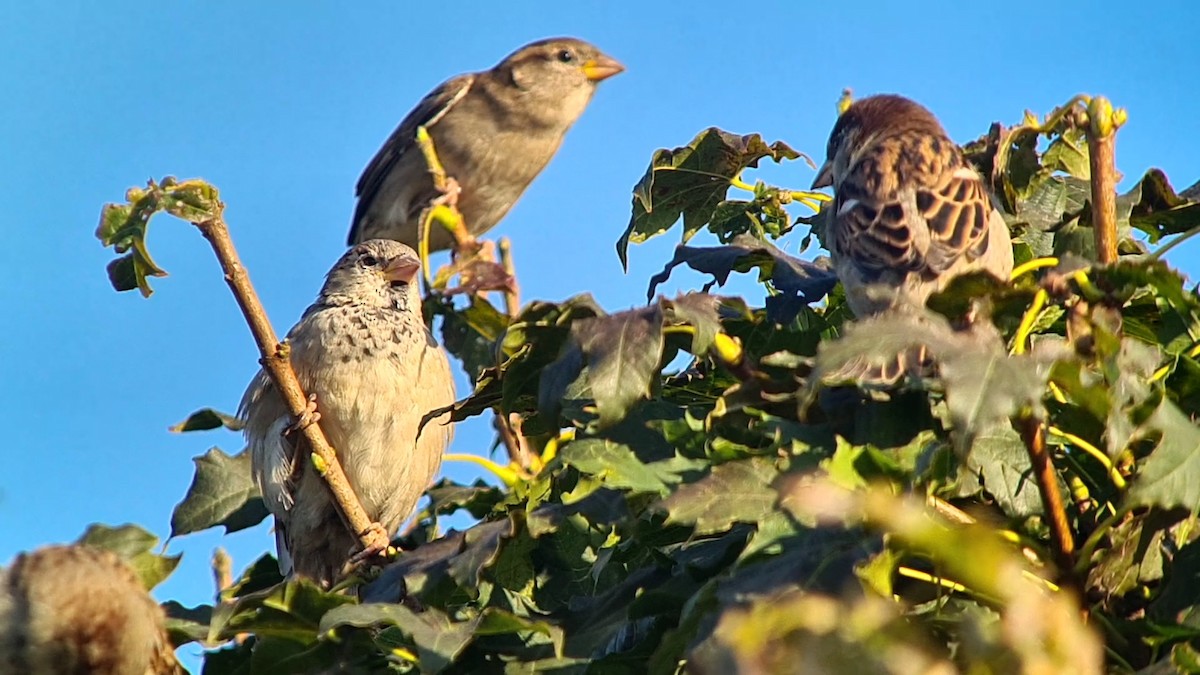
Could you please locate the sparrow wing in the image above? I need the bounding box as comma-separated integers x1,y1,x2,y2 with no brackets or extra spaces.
914,165,993,275
349,73,475,245
833,153,994,281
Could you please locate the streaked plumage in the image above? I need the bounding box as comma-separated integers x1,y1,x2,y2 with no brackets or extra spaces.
813,94,1013,318
240,240,455,585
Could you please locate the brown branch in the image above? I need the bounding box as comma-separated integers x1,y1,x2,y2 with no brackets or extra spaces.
1084,97,1122,264
1020,414,1076,579
193,211,387,558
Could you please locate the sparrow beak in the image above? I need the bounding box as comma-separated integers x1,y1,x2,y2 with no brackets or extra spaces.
382,257,420,284
581,55,625,82
811,161,834,190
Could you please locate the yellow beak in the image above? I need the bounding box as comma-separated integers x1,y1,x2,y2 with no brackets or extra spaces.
581,55,625,82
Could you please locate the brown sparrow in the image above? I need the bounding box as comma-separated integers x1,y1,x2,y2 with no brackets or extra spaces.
348,38,624,252
240,240,455,585
0,545,182,674
812,94,1014,319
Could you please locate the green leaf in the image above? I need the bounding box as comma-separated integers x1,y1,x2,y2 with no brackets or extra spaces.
1126,399,1200,512
320,603,478,674
658,456,780,534
540,305,665,427
95,177,220,296
76,523,181,591
169,407,243,433
1124,169,1200,243
162,600,214,647
560,439,671,496
617,128,801,269
965,423,1042,519
646,234,837,320
812,309,1062,451
662,293,721,356
171,447,269,537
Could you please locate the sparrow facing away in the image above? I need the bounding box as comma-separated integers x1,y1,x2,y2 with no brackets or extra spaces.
348,37,624,252
240,240,455,585
0,545,182,675
812,94,1014,318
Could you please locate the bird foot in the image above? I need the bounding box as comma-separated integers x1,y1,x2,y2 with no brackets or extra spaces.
286,394,321,436
349,522,394,566
432,176,462,210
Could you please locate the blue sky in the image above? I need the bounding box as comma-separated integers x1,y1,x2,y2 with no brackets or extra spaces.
2,1,1197,667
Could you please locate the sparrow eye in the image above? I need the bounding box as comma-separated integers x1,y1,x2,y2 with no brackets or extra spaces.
360,255,379,268
556,49,575,63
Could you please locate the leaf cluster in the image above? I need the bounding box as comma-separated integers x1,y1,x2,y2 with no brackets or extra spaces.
97,103,1200,673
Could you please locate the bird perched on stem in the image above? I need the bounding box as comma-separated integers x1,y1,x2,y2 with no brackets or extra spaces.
0,544,182,675
240,240,455,586
348,37,624,252
811,94,1014,382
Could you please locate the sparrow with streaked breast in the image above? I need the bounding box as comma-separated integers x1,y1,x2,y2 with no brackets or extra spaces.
348,38,624,252
810,94,1014,385
812,94,1014,319
240,240,455,586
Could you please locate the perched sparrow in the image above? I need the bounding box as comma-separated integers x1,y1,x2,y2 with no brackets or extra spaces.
240,240,455,585
0,545,182,675
812,94,1014,318
348,37,624,252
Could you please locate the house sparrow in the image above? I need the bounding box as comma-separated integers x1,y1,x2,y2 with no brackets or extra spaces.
812,94,1014,318
0,545,182,675
348,37,624,252
811,94,1013,384
240,240,455,585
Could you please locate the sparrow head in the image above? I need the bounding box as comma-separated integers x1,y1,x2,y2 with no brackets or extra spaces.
496,37,624,126
320,239,422,311
811,94,949,190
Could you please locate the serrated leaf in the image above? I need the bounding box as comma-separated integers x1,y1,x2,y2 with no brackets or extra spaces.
560,439,670,495
171,447,269,537
1126,399,1200,512
540,305,664,427
320,603,478,674
617,128,801,268
658,456,780,534
966,423,1042,518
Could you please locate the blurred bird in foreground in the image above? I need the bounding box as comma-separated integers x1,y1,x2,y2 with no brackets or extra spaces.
812,94,1014,383
241,240,455,586
0,544,181,675
348,37,624,253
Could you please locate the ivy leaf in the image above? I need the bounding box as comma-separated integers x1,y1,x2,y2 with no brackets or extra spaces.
617,128,801,269
170,447,269,537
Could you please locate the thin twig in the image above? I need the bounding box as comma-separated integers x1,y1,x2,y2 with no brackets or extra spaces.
1019,414,1076,580
193,212,387,558
499,237,521,317
1084,97,1122,264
